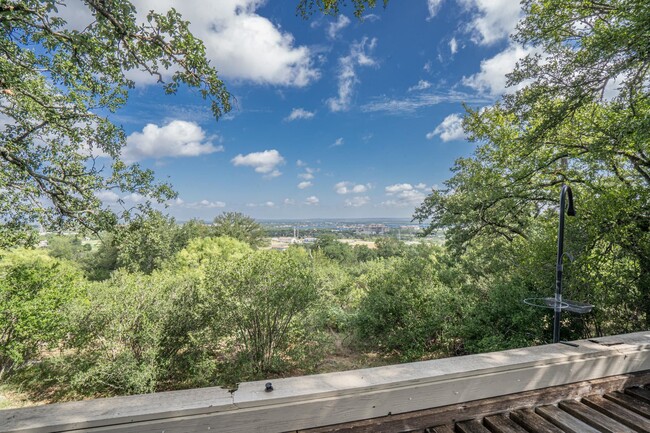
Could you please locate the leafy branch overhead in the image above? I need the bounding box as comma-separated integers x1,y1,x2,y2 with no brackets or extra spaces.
0,0,231,244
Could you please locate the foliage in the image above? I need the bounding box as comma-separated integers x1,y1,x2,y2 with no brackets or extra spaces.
415,0,650,333
212,212,268,248
207,248,320,375
68,270,210,395
46,235,92,262
0,0,231,244
113,210,180,274
354,255,451,359
172,236,251,274
296,0,387,18
0,249,84,378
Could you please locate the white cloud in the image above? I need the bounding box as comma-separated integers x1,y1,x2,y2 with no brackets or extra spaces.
408,80,432,92
123,120,222,162
298,181,313,189
426,113,466,142
246,201,275,208
458,0,522,46
304,196,320,205
285,108,315,121
344,196,370,207
462,44,534,96
362,91,490,114
449,37,459,55
327,15,351,39
284,198,295,205
122,192,146,203
298,166,318,180
296,160,307,167
424,61,433,73
382,182,428,207
231,149,285,177
427,0,444,20
96,190,120,203
335,181,370,195
59,0,319,87
327,37,378,112
331,137,344,147
186,199,226,209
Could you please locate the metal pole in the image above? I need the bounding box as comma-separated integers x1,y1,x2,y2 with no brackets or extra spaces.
553,186,567,343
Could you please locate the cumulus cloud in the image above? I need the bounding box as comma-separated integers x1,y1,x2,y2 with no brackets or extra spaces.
58,0,319,87
458,0,522,45
427,0,444,20
304,196,320,205
382,183,428,207
344,196,370,207
327,15,351,39
408,80,432,92
298,166,318,181
123,120,222,162
231,149,285,177
186,199,226,209
298,181,313,189
285,108,315,121
96,190,120,203
247,201,275,208
327,37,378,112
449,37,459,54
462,44,534,96
426,113,466,142
335,181,370,195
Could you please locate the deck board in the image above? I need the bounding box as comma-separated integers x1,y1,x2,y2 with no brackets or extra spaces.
582,395,650,433
535,405,600,433
456,420,491,433
510,408,565,433
483,414,528,433
604,391,650,418
558,400,637,433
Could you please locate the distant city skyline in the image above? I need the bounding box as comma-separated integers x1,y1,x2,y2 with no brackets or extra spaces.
67,0,524,219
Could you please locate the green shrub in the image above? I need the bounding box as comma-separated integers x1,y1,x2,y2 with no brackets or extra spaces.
353,255,450,359
68,270,211,395
0,249,84,379
207,248,321,376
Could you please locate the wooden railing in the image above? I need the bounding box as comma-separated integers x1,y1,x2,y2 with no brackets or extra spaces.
2,331,650,433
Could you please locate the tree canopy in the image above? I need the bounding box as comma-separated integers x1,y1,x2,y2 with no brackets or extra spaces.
414,0,650,325
0,0,231,245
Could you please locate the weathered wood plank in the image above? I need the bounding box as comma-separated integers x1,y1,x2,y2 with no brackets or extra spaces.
510,409,565,433
456,419,490,433
535,405,600,433
582,395,650,432
604,391,650,418
558,400,636,433
298,372,650,433
483,414,528,433
428,426,455,433
627,387,650,404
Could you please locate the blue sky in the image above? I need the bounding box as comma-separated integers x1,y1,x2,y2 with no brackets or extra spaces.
77,0,528,220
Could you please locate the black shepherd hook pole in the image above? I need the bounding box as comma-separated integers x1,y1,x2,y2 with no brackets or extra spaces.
553,184,575,344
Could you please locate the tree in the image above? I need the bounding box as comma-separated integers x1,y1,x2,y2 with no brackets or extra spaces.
0,1,231,245
0,249,84,378
415,0,650,330
113,210,179,274
208,249,319,374
212,212,267,248
297,0,386,18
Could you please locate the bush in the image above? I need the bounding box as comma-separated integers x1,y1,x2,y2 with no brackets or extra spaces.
0,249,84,379
354,255,451,360
207,248,321,376
68,270,211,395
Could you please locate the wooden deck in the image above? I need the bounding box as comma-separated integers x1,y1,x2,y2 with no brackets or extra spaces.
302,372,650,432
2,331,650,433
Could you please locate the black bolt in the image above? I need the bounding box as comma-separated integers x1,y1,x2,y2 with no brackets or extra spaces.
265,382,273,392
